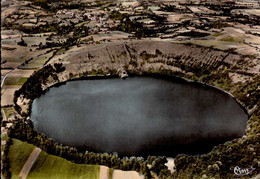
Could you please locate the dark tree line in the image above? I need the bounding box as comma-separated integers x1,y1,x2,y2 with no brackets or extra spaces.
2,138,13,179
13,63,65,116
110,11,167,39
14,63,65,101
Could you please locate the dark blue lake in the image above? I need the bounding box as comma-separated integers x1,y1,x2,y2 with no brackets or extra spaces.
30,76,247,157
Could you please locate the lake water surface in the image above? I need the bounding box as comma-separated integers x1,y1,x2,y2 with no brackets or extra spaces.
31,76,248,157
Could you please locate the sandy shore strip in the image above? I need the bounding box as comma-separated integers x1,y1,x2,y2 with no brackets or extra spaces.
18,147,42,179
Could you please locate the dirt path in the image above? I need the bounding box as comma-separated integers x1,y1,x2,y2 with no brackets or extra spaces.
18,147,41,179
100,166,109,179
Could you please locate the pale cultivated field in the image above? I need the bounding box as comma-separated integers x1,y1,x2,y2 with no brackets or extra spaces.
174,39,258,57
1,70,11,79
167,14,194,23
91,31,132,42
99,166,109,179
122,1,140,7
1,30,23,39
1,85,20,106
1,69,34,106
112,170,144,179
2,44,51,69
1,6,18,18
8,69,35,78
7,36,48,46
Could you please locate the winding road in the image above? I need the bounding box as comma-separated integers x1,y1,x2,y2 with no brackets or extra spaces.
1,67,19,89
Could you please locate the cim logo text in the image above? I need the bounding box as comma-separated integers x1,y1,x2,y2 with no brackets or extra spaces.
234,166,255,176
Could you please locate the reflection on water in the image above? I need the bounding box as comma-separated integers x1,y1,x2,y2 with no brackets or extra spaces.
31,76,247,157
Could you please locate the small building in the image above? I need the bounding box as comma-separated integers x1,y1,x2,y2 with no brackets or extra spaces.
117,68,128,79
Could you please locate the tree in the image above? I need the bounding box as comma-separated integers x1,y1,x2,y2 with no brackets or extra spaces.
17,38,27,46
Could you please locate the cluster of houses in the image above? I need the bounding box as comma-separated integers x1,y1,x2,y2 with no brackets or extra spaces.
2,0,259,42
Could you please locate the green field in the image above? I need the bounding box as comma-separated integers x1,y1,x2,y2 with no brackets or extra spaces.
2,57,26,63
109,168,113,179
219,37,244,43
1,134,8,140
4,77,28,86
75,21,90,27
27,150,100,179
8,139,35,179
211,32,224,37
173,40,241,51
20,51,54,69
2,107,16,119
8,139,100,179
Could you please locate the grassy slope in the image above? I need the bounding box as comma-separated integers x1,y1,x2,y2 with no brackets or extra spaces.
8,138,100,179
27,150,100,179
1,134,8,140
4,77,28,86
173,40,242,51
20,51,54,69
8,139,35,179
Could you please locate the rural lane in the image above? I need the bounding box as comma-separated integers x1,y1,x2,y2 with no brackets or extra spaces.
18,147,42,179
1,68,18,89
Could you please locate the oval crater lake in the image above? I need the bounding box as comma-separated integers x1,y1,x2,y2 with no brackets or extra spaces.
30,76,248,157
